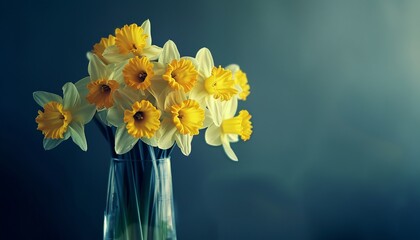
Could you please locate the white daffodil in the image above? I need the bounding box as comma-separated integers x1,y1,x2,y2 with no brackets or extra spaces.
102,20,162,63
107,86,161,154
190,48,238,125
205,97,253,161
34,82,96,151
157,91,205,156
225,64,251,101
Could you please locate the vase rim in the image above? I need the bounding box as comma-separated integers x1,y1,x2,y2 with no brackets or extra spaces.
111,157,170,162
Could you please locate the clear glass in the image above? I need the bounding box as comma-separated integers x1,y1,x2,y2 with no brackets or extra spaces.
103,157,177,240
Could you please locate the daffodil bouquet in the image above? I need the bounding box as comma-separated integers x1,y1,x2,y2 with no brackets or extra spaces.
34,19,253,239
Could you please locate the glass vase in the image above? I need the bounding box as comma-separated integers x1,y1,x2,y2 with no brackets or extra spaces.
103,155,177,240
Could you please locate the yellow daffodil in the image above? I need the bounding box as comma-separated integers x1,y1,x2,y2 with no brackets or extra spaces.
92,34,116,64
189,48,238,126
157,91,205,156
107,86,161,154
225,64,250,101
159,40,198,93
85,54,125,110
102,20,162,64
205,98,253,161
34,83,96,151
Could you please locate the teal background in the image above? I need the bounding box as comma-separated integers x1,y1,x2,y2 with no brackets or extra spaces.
3,0,420,239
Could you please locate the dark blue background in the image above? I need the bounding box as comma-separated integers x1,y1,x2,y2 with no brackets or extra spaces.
3,0,420,239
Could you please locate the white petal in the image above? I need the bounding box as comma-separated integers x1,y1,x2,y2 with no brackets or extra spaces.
189,77,207,105
33,91,62,107
175,134,192,156
225,64,240,74
110,60,128,84
72,102,96,125
96,109,110,126
141,19,152,46
143,45,162,60
74,77,91,101
69,122,88,151
88,54,107,80
42,132,70,150
114,126,139,154
86,51,94,61
114,86,141,109
182,56,199,70
159,40,180,64
107,107,124,127
196,48,214,77
206,97,222,126
222,136,238,161
103,45,132,64
205,124,222,146
223,97,238,119
148,77,169,110
157,119,177,149
164,91,185,110
227,134,239,143
62,82,81,110
203,109,213,128
141,136,158,147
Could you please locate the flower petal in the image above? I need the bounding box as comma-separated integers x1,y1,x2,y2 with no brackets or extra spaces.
222,136,238,161
141,136,158,147
141,19,152,46
107,107,124,127
205,124,222,146
203,109,213,128
196,47,214,77
33,91,63,107
206,97,222,126
157,119,177,149
74,77,91,101
103,45,132,64
159,40,180,64
223,97,238,119
114,126,139,154
88,54,107,80
42,132,70,150
62,82,81,110
143,45,162,60
189,77,206,105
227,134,239,143
96,109,110,126
69,122,88,151
164,90,185,110
175,134,192,156
72,102,96,125
225,64,240,73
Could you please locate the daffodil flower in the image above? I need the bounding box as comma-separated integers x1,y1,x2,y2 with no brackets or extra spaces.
157,91,205,156
102,20,162,63
190,48,238,125
85,53,125,110
159,40,199,93
107,86,161,154
205,98,253,161
34,82,96,151
146,40,199,112
92,34,116,64
225,64,251,101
